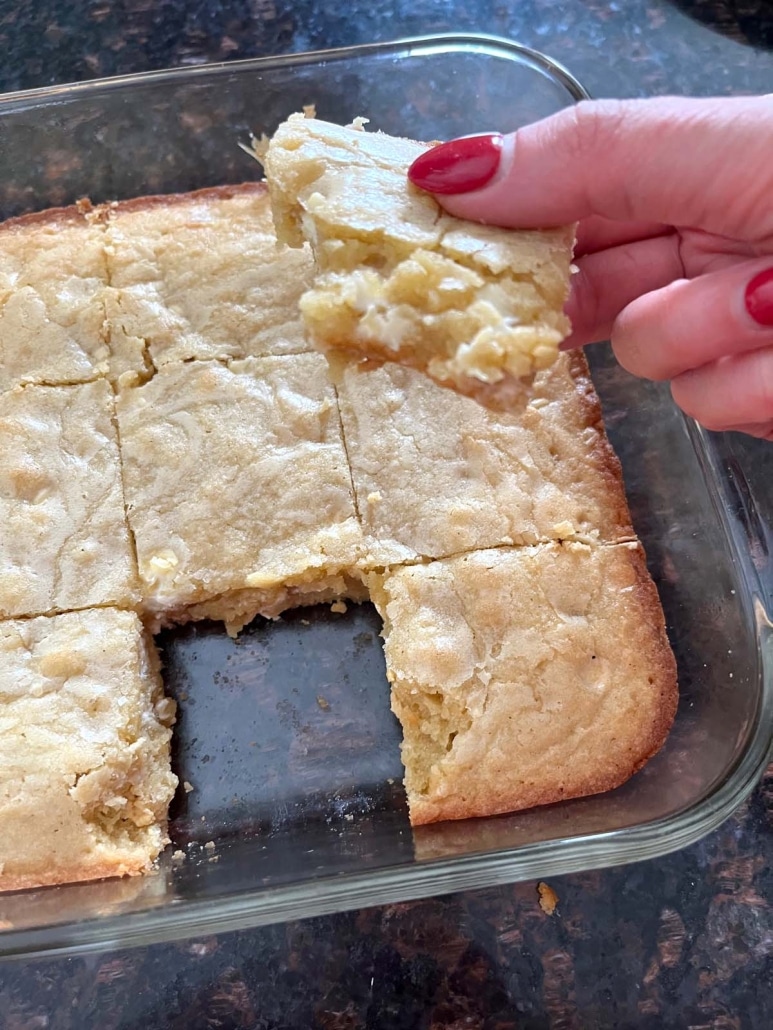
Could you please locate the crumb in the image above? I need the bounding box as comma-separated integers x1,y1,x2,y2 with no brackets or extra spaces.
183,781,194,794
551,520,576,538
171,849,186,863
204,840,216,851
208,855,220,863
330,600,347,614
317,695,330,711
302,104,316,119
239,132,270,165
537,881,559,915
249,740,257,746
366,491,382,504
178,691,188,702
344,813,354,822
300,619,310,625
386,778,395,785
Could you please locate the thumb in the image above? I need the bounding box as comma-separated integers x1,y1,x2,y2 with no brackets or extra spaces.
408,97,773,241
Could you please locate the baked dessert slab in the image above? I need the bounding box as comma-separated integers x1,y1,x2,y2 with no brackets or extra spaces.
0,379,138,619
368,541,677,826
0,182,678,892
334,351,635,566
0,608,177,891
105,184,315,372
263,114,574,387
116,354,364,633
0,204,115,393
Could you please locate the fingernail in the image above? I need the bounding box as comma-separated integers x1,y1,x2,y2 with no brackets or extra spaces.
408,134,503,195
745,267,773,326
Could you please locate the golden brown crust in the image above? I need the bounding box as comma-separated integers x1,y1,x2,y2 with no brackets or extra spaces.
0,856,154,893
102,181,267,217
563,350,636,543
0,201,95,235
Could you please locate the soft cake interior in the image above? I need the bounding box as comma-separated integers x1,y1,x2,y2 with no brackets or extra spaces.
263,114,574,387
0,184,676,891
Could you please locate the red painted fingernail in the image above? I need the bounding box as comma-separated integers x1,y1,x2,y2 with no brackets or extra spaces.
745,267,773,326
408,134,503,195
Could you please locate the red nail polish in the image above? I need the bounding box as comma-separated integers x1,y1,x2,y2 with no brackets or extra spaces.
745,267,773,326
408,134,503,195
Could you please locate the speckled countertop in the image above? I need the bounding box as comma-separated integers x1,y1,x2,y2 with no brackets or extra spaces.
0,1,772,1027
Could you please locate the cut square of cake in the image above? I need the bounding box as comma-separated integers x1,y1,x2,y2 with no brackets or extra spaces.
0,379,138,618
105,184,315,371
116,354,364,633
368,541,677,826
0,204,118,392
263,114,574,388
0,608,177,891
335,351,634,566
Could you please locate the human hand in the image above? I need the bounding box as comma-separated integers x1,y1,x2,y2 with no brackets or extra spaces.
407,97,773,439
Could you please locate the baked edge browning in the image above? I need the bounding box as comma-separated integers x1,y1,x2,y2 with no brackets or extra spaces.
103,181,268,218
564,350,638,543
408,542,679,826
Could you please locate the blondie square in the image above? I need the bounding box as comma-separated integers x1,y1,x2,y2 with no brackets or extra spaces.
0,205,115,392
116,354,364,632
0,608,177,891
264,115,573,387
368,541,677,825
335,351,634,565
105,184,315,371
0,379,137,618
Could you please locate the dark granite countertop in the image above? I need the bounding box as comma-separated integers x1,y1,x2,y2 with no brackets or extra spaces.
0,1,772,1027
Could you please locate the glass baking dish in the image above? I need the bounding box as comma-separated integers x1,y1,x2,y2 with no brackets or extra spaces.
0,34,770,960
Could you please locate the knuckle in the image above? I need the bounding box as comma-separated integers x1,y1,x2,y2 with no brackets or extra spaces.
566,100,636,218
568,100,630,161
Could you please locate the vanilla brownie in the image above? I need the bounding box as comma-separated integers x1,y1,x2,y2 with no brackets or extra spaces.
0,204,117,392
105,184,315,371
334,351,634,566
263,114,574,387
368,542,677,826
116,355,364,633
0,379,137,618
0,608,177,891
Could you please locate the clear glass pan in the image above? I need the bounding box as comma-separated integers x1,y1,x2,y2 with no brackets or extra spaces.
0,34,770,959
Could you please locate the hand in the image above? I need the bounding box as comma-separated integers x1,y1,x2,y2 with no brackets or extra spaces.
407,97,773,440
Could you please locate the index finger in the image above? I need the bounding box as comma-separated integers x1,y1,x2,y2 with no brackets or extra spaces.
420,97,773,243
